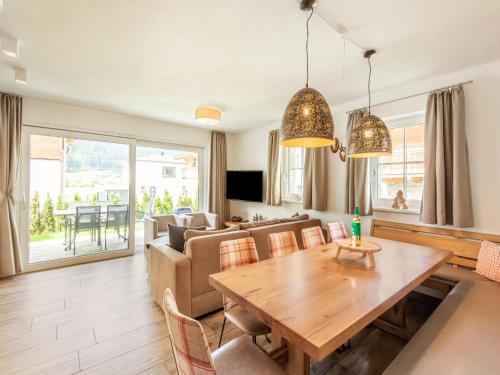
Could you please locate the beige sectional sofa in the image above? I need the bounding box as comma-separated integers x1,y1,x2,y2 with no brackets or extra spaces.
144,214,184,244
144,212,218,245
148,218,322,317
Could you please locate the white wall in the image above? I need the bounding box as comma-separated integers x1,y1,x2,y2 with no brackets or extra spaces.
227,59,500,235
23,97,211,147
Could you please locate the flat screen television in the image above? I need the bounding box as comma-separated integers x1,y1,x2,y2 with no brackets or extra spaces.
226,170,263,202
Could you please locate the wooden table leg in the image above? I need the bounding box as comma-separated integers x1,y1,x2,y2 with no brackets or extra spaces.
269,328,310,375
286,344,310,375
373,296,411,341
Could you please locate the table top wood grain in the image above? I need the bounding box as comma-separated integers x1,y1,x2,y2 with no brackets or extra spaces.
209,236,452,361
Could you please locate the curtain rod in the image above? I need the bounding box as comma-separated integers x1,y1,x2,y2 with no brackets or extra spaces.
346,80,473,114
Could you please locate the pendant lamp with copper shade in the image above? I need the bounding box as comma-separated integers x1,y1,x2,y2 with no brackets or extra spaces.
348,50,392,158
280,0,334,148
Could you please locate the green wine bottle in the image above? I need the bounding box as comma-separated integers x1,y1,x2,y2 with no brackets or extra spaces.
352,206,361,246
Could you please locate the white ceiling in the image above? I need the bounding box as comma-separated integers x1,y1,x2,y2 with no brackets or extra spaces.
1,0,500,133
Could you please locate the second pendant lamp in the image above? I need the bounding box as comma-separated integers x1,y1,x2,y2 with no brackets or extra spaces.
348,50,392,158
280,0,334,148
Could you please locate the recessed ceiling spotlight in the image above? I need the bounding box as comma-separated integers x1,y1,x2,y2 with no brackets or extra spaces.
195,107,221,125
15,67,27,84
2,37,19,57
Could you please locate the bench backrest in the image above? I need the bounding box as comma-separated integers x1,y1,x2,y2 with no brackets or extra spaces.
370,220,500,268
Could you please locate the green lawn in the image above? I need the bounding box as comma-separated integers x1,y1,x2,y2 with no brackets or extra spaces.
30,221,144,242
30,231,65,242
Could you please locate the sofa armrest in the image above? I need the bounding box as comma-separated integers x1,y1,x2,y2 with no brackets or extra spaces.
144,216,158,244
148,244,192,316
204,213,218,230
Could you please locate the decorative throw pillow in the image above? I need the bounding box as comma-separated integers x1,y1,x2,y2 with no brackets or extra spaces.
475,240,500,282
168,224,205,252
187,214,207,228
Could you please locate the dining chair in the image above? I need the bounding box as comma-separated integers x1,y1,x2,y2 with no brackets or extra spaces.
328,221,348,242
268,231,299,258
218,237,271,347
301,226,326,249
163,289,285,375
70,205,102,254
103,204,129,250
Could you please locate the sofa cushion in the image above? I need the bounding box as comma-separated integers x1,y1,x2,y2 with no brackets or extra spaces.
475,240,500,282
168,224,205,252
434,263,490,283
184,226,239,241
181,213,206,228
157,230,169,238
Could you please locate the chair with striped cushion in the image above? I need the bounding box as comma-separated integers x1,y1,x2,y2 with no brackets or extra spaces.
219,237,271,347
268,231,299,258
163,289,285,375
301,226,326,249
328,221,348,242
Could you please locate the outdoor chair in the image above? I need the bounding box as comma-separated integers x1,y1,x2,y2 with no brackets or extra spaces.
103,204,129,250
69,205,102,254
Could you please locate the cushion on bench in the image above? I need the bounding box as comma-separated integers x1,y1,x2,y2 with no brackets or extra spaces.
384,280,500,375
434,263,490,283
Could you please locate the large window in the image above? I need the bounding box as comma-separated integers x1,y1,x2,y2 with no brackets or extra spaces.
281,147,305,202
371,114,425,210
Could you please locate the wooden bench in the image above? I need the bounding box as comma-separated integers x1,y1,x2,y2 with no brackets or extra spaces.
370,220,500,374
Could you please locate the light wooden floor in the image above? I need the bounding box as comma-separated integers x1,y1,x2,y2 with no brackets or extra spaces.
0,253,263,375
0,253,439,375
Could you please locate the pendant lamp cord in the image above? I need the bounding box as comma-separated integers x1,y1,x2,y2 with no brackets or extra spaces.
305,7,314,88
368,56,372,114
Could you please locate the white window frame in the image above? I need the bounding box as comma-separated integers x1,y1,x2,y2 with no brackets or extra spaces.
370,112,425,212
281,147,305,203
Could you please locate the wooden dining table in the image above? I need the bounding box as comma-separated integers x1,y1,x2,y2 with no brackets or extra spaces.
209,236,452,375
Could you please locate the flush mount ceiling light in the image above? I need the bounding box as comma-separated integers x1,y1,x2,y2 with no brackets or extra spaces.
280,0,334,148
15,67,27,84
348,50,392,158
1,37,19,57
195,107,221,125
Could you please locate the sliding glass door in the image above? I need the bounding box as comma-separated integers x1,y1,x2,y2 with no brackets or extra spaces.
20,127,136,271
19,127,206,271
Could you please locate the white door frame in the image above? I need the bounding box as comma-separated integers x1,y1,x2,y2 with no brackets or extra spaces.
19,125,136,272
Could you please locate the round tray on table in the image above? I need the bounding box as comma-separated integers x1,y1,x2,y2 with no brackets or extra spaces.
335,239,382,268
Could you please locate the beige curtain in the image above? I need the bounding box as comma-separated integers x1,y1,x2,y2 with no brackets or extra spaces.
209,131,229,229
420,86,473,227
266,129,281,206
303,146,328,211
345,109,372,215
0,93,23,277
